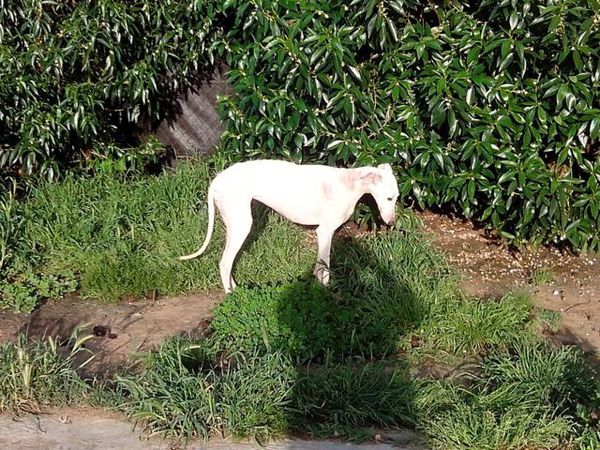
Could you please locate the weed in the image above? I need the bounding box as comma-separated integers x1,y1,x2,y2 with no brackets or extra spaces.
414,340,599,450
117,337,219,440
535,308,562,334
0,328,93,413
211,282,338,360
118,338,295,441
421,292,534,356
530,267,554,286
292,360,416,430
217,351,296,439
482,341,596,416
0,268,77,313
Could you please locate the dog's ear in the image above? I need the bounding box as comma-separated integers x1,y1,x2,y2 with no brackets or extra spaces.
377,163,393,172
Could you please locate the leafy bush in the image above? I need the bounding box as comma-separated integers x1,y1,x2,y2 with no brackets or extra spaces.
0,0,221,180
4,0,599,250
217,0,600,250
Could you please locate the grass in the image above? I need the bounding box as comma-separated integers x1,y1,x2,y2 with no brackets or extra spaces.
2,161,315,310
415,341,598,450
530,267,555,286
117,338,296,441
1,158,599,449
112,331,600,448
0,327,93,413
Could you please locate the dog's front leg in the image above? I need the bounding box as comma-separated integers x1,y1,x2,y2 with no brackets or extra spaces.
314,225,335,285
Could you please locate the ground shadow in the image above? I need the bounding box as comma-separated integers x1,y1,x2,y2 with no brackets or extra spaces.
16,292,222,378
261,233,430,442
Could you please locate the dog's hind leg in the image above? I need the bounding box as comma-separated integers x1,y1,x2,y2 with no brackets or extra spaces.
218,199,253,293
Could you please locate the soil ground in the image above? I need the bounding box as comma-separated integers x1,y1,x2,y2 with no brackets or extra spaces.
0,292,222,376
417,211,600,360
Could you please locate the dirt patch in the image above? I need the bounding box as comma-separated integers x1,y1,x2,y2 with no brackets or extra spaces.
1,291,222,375
418,210,600,359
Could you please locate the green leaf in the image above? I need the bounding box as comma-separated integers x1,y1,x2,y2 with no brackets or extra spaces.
509,11,519,31
448,108,457,137
348,65,362,82
590,117,600,140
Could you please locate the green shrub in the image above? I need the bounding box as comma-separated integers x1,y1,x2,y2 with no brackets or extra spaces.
217,0,600,250
4,0,600,250
0,0,221,179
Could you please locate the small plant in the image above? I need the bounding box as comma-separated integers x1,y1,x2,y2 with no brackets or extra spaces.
0,268,77,313
574,381,600,450
536,307,561,334
211,282,340,360
0,328,93,413
530,267,555,287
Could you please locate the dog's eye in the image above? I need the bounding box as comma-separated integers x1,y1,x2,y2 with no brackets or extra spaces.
387,197,394,201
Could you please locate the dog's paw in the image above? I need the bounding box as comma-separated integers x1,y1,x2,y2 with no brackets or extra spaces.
313,265,330,285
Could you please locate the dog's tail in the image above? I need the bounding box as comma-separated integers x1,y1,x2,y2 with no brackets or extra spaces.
179,184,216,261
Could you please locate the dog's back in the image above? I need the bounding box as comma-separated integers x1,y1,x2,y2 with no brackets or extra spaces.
213,160,345,226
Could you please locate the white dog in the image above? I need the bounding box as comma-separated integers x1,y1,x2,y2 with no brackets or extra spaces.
179,159,399,293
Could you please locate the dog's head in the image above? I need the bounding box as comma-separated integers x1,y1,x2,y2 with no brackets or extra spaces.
360,163,400,226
